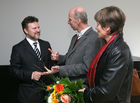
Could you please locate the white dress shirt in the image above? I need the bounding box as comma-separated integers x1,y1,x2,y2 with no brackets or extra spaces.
76,26,91,39
26,37,41,53
26,37,41,80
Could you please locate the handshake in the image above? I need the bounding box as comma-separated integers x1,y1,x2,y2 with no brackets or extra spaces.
32,48,60,81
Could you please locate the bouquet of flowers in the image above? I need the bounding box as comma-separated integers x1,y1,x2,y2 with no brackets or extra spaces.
44,77,85,103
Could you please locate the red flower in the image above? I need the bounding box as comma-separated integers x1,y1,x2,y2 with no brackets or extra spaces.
47,86,51,90
55,84,64,94
60,94,71,103
54,99,58,103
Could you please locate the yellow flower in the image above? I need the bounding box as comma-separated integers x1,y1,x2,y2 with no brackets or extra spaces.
53,85,56,89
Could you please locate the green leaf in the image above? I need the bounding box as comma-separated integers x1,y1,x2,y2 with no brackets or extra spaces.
59,77,71,85
43,77,85,103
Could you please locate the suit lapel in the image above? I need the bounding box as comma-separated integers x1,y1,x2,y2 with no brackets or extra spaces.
38,40,44,59
73,28,92,49
23,39,38,59
67,36,87,57
74,35,86,49
69,35,78,51
67,28,92,58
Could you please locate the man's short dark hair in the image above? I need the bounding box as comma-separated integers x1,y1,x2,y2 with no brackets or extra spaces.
21,16,38,33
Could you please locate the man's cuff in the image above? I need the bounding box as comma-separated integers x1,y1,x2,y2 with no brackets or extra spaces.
31,72,34,80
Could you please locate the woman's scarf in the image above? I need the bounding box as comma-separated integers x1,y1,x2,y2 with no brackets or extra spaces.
88,34,119,87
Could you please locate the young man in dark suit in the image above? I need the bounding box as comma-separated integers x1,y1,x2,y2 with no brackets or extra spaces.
10,16,54,103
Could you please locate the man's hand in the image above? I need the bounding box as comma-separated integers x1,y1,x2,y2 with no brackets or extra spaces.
48,48,59,61
42,66,60,75
51,66,60,73
78,88,86,93
32,71,45,81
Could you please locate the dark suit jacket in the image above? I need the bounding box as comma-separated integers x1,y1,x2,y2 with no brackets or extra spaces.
58,27,102,85
10,38,54,103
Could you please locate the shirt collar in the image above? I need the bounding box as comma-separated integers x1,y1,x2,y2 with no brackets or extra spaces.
26,37,39,47
77,26,91,39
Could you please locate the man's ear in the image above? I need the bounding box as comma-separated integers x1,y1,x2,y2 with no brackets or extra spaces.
77,18,81,24
24,28,28,34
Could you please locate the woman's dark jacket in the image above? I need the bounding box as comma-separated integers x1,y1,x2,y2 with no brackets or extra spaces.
84,34,133,103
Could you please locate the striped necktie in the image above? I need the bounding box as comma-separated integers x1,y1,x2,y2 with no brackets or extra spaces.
33,42,41,60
